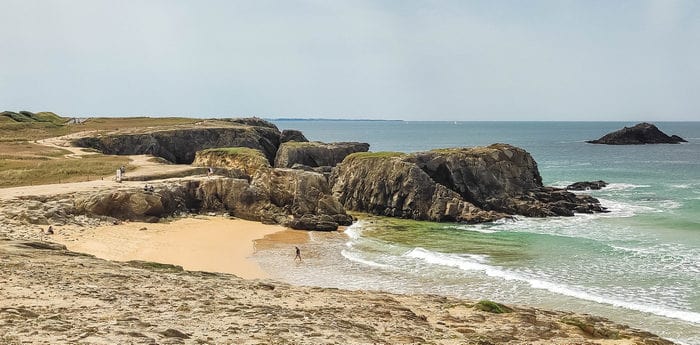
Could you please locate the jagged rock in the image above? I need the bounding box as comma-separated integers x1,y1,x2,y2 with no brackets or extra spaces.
587,123,686,145
566,181,608,191
332,144,606,222
193,147,271,178
280,129,308,143
274,141,370,168
73,123,282,164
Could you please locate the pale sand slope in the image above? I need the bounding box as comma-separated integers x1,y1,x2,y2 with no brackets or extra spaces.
53,217,286,279
0,237,669,345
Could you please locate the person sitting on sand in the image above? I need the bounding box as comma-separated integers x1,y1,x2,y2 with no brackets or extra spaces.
46,225,54,235
294,246,302,261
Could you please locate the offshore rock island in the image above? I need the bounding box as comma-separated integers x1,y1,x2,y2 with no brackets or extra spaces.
0,114,673,344
587,122,687,145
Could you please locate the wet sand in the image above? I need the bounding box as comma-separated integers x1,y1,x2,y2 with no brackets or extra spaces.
54,216,287,279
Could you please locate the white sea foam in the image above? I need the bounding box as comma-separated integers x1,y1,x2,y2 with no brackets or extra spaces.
597,198,655,217
341,249,394,270
344,221,365,240
405,247,700,324
603,183,651,191
453,224,498,234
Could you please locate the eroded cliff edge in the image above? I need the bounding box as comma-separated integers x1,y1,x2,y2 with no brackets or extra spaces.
331,144,606,223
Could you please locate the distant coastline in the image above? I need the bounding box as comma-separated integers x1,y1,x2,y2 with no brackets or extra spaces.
268,117,404,122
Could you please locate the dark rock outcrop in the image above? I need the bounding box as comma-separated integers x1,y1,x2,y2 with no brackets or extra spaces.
587,123,686,145
330,152,505,223
274,141,370,168
280,129,308,143
332,144,606,223
566,181,608,191
73,125,281,164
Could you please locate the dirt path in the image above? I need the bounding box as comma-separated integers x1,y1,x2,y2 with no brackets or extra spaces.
0,134,205,201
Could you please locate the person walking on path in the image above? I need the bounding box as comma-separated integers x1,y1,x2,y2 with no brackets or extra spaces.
294,246,302,261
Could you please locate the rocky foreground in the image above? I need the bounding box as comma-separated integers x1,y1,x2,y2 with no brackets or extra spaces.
0,235,675,345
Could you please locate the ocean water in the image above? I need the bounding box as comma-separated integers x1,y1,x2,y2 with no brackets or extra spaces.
258,121,700,344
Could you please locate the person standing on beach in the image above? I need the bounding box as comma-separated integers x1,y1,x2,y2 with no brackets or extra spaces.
294,246,301,261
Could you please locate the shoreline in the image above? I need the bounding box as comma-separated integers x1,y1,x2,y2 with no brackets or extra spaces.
53,216,290,279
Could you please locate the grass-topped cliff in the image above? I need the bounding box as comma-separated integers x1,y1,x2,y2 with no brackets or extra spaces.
0,111,200,186
193,147,270,177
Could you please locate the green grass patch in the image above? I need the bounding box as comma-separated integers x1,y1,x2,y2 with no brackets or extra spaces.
474,300,513,314
0,153,131,187
345,151,405,162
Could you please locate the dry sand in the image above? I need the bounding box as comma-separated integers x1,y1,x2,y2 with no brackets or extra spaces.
54,216,287,279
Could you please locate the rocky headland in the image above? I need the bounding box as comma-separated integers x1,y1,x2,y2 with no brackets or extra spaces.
67,120,607,226
587,123,687,145
331,144,606,223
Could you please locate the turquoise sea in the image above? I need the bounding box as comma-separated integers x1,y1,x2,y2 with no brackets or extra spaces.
258,121,700,345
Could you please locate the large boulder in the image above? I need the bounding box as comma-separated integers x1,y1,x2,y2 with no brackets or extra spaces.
280,129,308,143
332,144,606,222
193,147,271,178
587,123,686,145
73,187,188,222
274,141,370,168
73,123,282,164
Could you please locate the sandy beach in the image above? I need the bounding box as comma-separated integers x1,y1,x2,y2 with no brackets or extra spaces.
54,216,288,279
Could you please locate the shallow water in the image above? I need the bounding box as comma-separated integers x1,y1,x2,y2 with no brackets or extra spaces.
259,121,700,344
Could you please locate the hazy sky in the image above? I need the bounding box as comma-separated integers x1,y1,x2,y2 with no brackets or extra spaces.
1,0,698,120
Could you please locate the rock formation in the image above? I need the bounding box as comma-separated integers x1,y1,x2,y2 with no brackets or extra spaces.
587,123,686,145
566,180,608,191
73,124,281,165
193,147,271,178
274,141,370,168
332,144,606,223
280,129,308,143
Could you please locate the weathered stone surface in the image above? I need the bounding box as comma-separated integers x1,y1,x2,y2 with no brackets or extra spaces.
274,141,370,168
566,180,608,191
193,147,271,178
73,125,281,164
332,144,606,222
280,129,308,143
587,123,686,145
70,169,351,230
331,152,504,223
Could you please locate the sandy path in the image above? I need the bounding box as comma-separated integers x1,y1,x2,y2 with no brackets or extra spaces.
0,133,203,200
54,217,287,279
